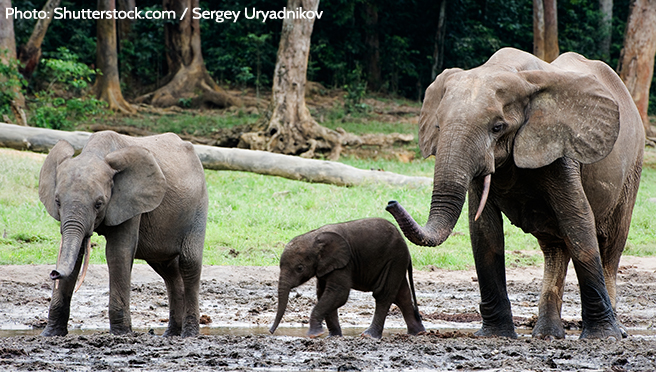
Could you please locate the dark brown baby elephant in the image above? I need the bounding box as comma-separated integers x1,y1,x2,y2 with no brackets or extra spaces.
269,218,425,339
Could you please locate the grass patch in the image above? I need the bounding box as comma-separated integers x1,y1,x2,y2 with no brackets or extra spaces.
99,110,260,137
1,146,654,270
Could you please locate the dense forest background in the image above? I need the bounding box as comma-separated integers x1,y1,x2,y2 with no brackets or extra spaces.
9,0,652,113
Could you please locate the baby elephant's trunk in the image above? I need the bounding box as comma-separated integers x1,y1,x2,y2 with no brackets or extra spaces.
270,284,291,334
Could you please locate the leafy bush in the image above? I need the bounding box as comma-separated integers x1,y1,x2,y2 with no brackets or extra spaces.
343,64,368,114
27,47,107,130
38,47,97,93
0,49,27,116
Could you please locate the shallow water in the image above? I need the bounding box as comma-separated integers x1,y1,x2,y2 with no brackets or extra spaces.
2,325,655,339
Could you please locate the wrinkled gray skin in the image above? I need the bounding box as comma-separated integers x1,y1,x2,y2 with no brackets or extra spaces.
387,48,644,340
270,218,425,339
39,131,208,337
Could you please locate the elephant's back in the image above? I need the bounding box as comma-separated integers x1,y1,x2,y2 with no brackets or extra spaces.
131,133,208,229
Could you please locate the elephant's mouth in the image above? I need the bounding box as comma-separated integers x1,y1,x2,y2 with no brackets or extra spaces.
50,236,92,292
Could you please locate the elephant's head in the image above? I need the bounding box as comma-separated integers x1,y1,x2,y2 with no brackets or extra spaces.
39,140,167,285
387,48,620,246
269,230,350,334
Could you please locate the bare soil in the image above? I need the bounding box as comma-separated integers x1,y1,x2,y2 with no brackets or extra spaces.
1,257,655,371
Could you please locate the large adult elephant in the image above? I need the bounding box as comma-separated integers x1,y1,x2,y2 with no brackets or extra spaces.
39,131,208,337
386,48,644,340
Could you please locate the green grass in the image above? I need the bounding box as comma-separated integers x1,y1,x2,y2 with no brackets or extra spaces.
98,110,261,137
1,146,655,270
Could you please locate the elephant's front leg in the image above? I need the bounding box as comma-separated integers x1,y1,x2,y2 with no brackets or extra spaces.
317,279,342,337
308,277,350,338
41,248,85,336
533,239,570,340
103,217,140,335
469,181,517,338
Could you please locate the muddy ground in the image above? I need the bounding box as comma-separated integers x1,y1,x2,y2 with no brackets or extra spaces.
1,256,655,371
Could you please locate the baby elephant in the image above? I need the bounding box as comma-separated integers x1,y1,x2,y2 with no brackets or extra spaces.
269,218,425,339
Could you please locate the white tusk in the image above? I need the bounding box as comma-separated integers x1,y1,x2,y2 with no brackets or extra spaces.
474,174,491,221
54,239,62,290
55,238,62,267
74,238,92,293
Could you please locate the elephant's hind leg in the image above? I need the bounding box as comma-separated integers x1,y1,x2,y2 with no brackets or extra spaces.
394,279,425,335
533,238,570,340
148,259,185,337
178,250,202,337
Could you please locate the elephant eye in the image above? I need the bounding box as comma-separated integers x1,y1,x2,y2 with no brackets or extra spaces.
94,200,103,210
491,122,506,133
295,264,304,273
55,197,61,208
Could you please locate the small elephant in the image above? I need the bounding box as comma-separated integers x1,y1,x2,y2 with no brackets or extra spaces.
387,48,644,340
38,131,208,337
269,218,425,339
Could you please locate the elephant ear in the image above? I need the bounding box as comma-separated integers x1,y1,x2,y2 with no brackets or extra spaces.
315,231,351,278
104,146,167,226
513,70,620,169
419,68,463,158
39,140,75,220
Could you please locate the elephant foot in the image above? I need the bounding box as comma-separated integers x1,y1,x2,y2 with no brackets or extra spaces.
109,325,133,336
532,317,566,340
328,329,343,337
181,318,200,338
407,323,426,336
41,325,68,337
580,320,623,340
307,327,325,338
474,325,517,339
362,327,383,340
162,328,181,337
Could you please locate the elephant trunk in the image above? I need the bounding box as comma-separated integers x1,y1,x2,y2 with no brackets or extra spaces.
270,282,291,334
387,161,471,247
50,221,87,281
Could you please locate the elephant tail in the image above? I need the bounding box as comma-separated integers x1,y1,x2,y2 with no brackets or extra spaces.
407,260,422,322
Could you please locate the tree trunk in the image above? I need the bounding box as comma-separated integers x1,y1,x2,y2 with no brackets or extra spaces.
0,123,429,187
17,0,60,80
135,0,240,109
240,0,346,160
431,0,447,80
533,0,559,62
362,1,381,91
599,0,613,61
94,0,135,114
617,0,656,137
116,0,135,42
0,0,26,124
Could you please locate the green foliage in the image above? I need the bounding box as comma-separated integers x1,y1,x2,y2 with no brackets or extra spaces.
39,47,97,93
343,64,369,113
24,47,107,130
11,0,650,105
0,50,28,115
29,96,107,130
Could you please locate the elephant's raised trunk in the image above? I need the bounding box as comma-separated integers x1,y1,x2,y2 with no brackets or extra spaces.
387,158,473,246
270,284,291,334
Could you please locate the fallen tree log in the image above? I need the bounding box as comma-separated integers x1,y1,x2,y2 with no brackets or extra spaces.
0,123,431,187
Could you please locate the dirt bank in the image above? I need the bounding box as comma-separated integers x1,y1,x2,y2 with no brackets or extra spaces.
1,256,655,371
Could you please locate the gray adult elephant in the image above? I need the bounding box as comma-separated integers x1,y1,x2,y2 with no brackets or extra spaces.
386,48,644,340
38,131,208,337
